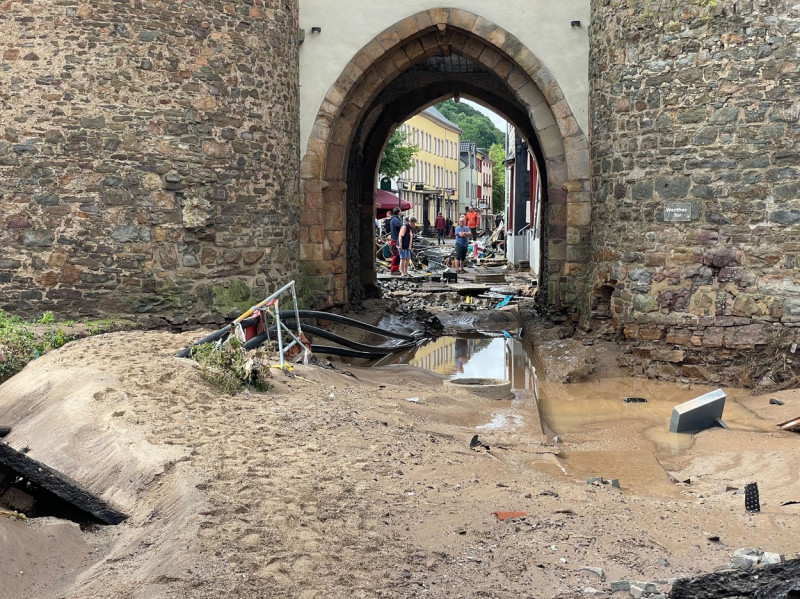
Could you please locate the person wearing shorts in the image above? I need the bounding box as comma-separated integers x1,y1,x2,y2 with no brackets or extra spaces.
454,215,470,273
398,216,417,276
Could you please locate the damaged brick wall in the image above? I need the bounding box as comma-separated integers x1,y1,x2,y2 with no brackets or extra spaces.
589,0,800,382
0,1,301,321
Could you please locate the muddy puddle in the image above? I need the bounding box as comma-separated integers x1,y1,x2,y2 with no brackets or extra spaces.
351,330,768,499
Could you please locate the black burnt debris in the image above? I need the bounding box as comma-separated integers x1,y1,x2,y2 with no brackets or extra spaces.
0,443,127,525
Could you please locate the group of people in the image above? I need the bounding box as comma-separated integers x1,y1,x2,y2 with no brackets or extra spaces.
377,205,504,276
379,207,417,276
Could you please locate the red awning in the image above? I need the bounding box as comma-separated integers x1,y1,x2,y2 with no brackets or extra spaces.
376,188,412,211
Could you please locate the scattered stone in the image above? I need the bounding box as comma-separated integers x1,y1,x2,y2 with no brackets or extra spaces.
653,557,670,567
761,552,785,565
579,566,605,580
642,582,660,593
730,555,759,569
770,397,784,405
733,548,764,557
610,580,630,592
629,583,645,598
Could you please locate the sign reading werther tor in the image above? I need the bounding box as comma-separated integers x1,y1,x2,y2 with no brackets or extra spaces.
664,201,692,222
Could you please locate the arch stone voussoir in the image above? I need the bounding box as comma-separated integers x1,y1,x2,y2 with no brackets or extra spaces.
449,9,478,31
470,16,497,40
540,125,564,158
513,47,543,77
486,27,507,49
529,101,556,130
517,83,546,112
413,11,435,32
477,46,503,70
301,8,590,313
377,28,401,51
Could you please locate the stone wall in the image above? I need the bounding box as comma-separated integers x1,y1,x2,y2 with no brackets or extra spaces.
589,0,800,382
0,0,300,322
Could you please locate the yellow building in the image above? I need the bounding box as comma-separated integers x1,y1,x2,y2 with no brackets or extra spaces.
396,106,461,235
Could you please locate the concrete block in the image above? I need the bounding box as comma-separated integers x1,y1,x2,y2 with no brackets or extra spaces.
761,552,785,564
669,388,726,433
610,580,630,592
630,584,644,598
731,555,759,568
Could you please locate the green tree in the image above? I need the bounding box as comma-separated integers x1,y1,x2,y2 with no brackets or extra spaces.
489,143,505,214
436,100,504,149
379,129,417,179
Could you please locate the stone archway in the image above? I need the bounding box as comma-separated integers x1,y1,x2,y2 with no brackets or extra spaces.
300,8,590,313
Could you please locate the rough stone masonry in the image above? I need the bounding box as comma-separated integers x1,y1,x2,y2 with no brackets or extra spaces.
0,0,798,382
589,0,800,381
0,0,301,322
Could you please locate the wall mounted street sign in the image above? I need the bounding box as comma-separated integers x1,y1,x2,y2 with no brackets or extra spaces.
380,177,391,191
664,201,692,222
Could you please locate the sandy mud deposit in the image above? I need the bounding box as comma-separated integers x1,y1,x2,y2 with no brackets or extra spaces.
0,297,798,598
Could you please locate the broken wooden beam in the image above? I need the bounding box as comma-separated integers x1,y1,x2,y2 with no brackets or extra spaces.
0,443,127,525
777,416,800,432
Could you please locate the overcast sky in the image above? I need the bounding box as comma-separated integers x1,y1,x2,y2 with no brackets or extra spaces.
463,99,508,132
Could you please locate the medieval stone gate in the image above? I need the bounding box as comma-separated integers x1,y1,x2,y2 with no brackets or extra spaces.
297,7,591,313
1,1,798,369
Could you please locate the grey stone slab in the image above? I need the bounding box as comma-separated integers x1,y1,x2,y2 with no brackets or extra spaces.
669,389,726,433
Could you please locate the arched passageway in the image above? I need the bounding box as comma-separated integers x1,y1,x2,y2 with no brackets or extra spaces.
300,9,590,314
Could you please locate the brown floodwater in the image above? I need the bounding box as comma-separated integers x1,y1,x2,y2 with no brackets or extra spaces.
385,334,767,498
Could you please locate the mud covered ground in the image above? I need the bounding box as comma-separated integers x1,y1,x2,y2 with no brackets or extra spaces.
0,298,799,599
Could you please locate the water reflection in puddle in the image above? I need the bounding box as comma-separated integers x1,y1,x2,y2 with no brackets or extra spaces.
400,335,536,389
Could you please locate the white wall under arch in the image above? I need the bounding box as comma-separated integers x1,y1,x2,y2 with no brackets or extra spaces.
299,0,590,154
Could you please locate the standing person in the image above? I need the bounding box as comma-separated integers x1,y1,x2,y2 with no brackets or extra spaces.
466,206,480,241
495,212,503,229
382,210,392,236
434,212,447,245
454,215,470,273
389,207,403,275
398,216,417,276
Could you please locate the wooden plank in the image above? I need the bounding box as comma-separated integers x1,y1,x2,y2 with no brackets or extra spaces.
0,444,127,525
777,417,800,432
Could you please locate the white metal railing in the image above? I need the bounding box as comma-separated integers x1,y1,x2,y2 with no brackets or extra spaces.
229,280,309,368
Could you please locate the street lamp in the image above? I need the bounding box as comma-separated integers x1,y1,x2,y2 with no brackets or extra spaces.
396,178,405,210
